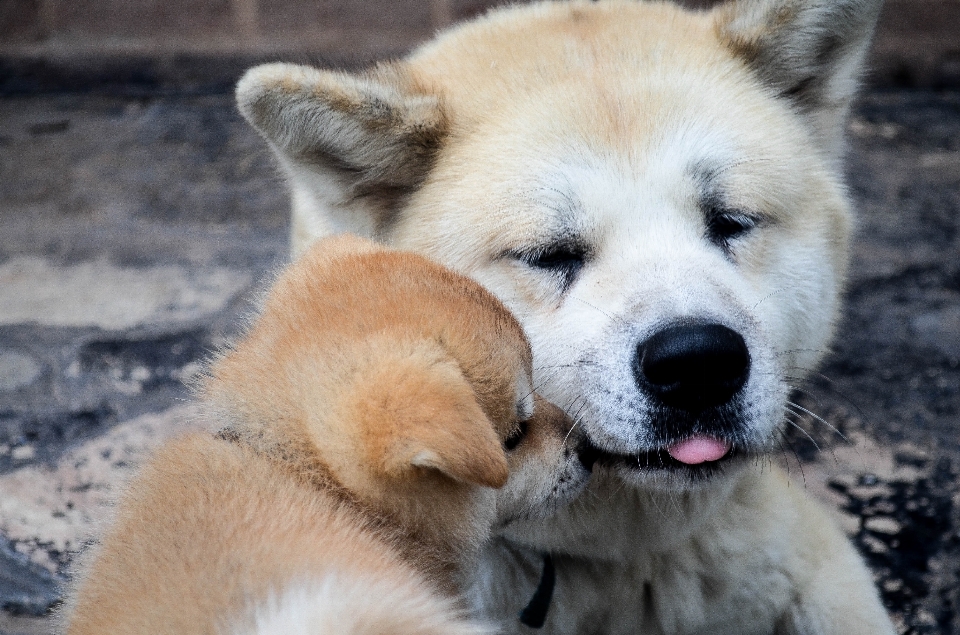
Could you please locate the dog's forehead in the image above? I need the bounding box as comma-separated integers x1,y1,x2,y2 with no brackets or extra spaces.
415,118,809,266
407,0,832,228
411,1,725,118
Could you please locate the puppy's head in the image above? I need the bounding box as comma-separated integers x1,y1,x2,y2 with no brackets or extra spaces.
205,235,589,554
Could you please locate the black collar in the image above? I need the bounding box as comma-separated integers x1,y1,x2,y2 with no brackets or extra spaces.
519,553,555,629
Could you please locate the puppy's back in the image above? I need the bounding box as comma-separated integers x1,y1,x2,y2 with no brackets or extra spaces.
65,237,531,635
65,433,488,635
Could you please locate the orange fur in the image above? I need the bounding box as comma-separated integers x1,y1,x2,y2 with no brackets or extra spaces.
63,235,588,635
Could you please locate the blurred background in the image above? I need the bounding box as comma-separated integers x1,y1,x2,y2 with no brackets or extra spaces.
1,0,959,91
0,1,959,634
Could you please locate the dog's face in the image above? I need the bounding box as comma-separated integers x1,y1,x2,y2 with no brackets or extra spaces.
237,0,881,490
206,236,589,549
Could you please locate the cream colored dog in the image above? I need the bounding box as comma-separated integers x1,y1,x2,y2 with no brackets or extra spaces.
234,0,894,633
62,236,590,635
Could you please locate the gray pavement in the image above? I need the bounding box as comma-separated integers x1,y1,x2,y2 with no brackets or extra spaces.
0,88,958,634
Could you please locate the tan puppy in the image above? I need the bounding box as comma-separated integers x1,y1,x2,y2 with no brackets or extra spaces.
62,235,589,635
235,0,895,632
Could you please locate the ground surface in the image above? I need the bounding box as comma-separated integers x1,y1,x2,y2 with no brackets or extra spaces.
0,88,958,634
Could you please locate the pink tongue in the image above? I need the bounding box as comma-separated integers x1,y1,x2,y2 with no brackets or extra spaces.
667,436,731,465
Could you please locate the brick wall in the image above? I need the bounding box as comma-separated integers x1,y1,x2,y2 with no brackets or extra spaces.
0,0,500,55
0,0,958,90
873,0,960,87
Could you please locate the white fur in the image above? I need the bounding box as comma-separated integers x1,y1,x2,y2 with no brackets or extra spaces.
230,573,493,635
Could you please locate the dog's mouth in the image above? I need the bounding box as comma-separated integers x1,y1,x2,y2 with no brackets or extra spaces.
579,435,742,477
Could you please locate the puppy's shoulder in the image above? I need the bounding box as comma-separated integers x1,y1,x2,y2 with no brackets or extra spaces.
65,433,392,635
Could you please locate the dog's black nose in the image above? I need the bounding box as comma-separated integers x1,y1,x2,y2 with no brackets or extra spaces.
635,323,750,412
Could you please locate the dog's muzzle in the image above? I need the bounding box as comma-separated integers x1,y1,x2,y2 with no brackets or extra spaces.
634,322,750,413
579,321,754,475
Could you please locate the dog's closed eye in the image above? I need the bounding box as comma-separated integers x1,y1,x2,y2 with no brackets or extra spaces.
510,240,590,292
526,246,585,274
704,207,766,255
504,420,529,451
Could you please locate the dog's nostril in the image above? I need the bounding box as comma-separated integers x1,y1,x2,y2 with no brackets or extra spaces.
635,323,750,412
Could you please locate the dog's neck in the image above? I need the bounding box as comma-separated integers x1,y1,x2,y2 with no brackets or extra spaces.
215,424,479,596
499,468,744,561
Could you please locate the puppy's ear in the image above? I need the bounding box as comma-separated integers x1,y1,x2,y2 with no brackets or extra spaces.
714,0,883,157
343,354,509,489
236,63,446,244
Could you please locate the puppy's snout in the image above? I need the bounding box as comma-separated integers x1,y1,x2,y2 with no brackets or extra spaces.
531,395,573,435
576,441,600,473
634,323,750,413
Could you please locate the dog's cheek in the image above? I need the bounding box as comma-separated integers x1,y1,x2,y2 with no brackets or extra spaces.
743,228,845,377
497,451,556,521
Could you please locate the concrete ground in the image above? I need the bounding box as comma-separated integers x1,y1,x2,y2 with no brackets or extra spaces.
0,87,958,634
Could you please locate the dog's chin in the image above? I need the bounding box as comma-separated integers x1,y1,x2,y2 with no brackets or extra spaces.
581,444,753,490
496,464,593,528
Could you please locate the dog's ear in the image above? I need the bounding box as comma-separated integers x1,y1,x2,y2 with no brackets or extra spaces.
341,353,509,489
236,63,446,247
714,0,883,158
382,373,510,489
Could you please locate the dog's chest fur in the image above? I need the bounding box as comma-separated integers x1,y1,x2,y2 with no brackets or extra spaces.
471,471,805,635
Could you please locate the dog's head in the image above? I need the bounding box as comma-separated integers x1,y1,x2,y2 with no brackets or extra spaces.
204,235,589,554
236,0,882,489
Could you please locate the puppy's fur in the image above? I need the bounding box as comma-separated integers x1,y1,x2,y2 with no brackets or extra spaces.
235,0,895,633
63,236,589,635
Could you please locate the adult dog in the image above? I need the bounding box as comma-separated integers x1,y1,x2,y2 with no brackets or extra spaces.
236,1,894,633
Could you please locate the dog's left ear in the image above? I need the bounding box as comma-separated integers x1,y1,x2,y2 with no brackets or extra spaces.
381,375,510,489
714,0,883,157
344,354,510,489
236,62,446,249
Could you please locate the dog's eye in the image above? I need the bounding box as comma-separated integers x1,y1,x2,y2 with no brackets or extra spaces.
519,244,587,289
504,420,529,451
527,247,584,270
705,209,760,248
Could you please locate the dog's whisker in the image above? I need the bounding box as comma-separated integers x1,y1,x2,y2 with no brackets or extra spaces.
563,394,588,419
569,295,623,325
562,407,588,449
777,433,808,487
782,414,822,454
553,396,590,458
667,489,684,517
791,370,874,426
527,367,565,400
782,385,825,409
784,408,846,469
786,401,849,443
774,437,793,479
644,488,672,521
751,287,788,311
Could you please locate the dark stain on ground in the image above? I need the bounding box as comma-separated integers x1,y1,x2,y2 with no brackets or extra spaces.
0,540,59,618
0,326,218,475
77,328,209,391
830,460,959,633
0,406,114,473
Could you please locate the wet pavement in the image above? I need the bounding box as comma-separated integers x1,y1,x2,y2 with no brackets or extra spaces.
0,88,957,634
